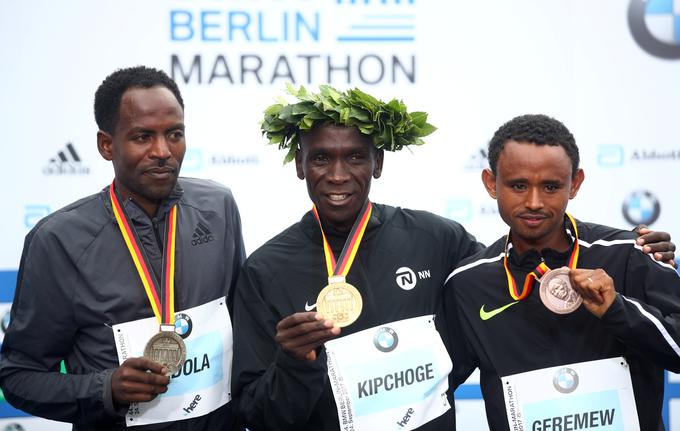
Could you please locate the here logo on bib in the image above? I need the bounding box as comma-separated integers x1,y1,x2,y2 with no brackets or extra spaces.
324,315,452,431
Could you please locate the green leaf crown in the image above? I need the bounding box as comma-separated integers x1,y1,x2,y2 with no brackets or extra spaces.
261,83,437,163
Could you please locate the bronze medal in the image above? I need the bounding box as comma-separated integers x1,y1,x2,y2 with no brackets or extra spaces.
143,330,187,375
539,267,582,314
316,277,363,327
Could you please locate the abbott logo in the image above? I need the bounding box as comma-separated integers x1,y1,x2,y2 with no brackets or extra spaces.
182,149,204,172
395,267,416,290
445,199,473,224
24,205,51,228
597,145,624,167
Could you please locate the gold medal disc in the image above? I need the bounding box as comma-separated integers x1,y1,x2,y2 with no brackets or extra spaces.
316,281,363,327
143,330,187,375
539,267,583,314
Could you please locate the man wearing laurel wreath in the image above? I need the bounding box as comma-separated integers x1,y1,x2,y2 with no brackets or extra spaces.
443,114,680,431
231,88,675,431
0,66,245,430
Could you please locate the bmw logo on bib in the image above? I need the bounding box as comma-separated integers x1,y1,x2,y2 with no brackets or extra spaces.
373,327,398,353
174,312,193,339
553,367,579,394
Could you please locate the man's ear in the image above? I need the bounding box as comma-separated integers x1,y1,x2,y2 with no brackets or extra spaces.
97,131,113,161
295,148,304,180
481,168,497,199
373,149,384,179
570,169,585,199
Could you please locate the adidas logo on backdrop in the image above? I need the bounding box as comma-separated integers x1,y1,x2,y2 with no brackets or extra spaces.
43,142,90,175
191,222,214,246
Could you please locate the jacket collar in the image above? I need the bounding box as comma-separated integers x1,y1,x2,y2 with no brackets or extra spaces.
102,180,184,222
300,202,384,249
507,216,578,270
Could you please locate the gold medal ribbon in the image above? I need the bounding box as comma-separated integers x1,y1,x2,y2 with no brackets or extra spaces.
311,200,373,279
109,181,178,326
504,213,580,301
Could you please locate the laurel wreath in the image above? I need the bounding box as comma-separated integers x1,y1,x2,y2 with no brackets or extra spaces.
261,83,437,163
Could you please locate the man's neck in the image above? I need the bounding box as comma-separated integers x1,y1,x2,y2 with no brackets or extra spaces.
114,182,159,218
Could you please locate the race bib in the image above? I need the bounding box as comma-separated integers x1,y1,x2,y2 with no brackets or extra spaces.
112,297,233,427
324,315,452,431
501,357,639,431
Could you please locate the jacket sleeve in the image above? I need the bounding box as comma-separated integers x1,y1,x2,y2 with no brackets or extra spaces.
225,190,246,314
439,276,479,391
0,223,119,425
600,247,680,372
231,263,329,431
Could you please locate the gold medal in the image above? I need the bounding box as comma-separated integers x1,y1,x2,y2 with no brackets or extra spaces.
539,267,582,314
311,201,373,328
143,329,187,375
316,276,363,327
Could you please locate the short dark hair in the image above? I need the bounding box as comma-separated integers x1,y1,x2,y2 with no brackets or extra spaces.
94,66,184,134
488,114,579,177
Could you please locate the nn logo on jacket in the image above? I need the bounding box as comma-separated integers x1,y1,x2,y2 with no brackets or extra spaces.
43,142,90,175
191,222,214,246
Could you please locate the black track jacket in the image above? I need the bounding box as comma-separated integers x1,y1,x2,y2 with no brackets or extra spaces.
232,203,482,431
443,218,680,431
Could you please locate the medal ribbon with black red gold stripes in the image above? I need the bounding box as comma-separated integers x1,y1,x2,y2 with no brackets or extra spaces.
312,200,372,280
109,181,178,326
503,213,580,301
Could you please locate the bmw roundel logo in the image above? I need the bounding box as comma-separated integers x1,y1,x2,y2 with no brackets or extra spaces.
628,0,680,59
373,327,398,352
174,313,193,339
553,367,579,394
622,190,661,226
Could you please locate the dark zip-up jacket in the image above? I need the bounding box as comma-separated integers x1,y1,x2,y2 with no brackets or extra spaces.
443,218,680,431
0,178,245,430
232,203,483,431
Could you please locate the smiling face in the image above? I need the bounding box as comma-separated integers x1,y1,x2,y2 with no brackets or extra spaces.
295,124,383,232
97,86,186,216
482,140,584,255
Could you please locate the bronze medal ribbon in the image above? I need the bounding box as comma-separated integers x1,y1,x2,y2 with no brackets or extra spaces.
504,213,580,301
109,181,178,326
311,200,372,279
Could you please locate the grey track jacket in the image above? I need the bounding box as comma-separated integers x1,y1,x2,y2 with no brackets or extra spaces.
0,178,245,430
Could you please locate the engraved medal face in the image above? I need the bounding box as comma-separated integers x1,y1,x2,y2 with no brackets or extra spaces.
539,267,582,314
316,282,363,328
143,331,187,375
